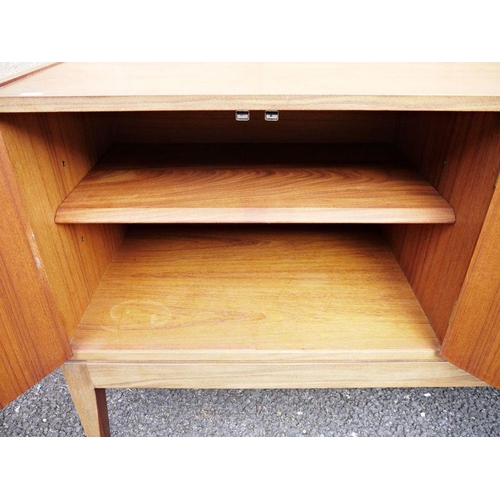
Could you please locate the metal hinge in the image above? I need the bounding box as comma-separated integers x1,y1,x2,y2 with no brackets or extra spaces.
265,110,279,122
235,110,280,122
235,110,250,121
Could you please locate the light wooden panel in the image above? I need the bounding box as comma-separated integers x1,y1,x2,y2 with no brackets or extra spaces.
113,111,397,143
0,130,71,408
1,63,500,111
56,144,454,224
71,226,442,363
0,113,123,336
388,112,500,342
441,180,500,389
86,361,485,389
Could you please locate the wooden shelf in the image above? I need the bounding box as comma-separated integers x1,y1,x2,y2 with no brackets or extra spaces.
71,225,443,363
56,144,455,224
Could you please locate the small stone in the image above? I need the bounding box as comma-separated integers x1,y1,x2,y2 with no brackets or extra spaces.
297,411,303,415
43,418,47,422
424,393,431,398
420,412,426,417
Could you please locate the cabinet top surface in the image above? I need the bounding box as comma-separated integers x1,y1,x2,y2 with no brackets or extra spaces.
1,62,500,112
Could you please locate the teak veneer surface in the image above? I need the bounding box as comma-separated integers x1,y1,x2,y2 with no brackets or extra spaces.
0,129,70,407
72,225,444,363
0,113,123,336
112,111,398,144
1,63,500,111
56,144,455,224
442,178,500,388
388,112,500,342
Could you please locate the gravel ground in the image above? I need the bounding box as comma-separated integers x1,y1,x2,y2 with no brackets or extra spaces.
1,62,499,437
1,369,499,437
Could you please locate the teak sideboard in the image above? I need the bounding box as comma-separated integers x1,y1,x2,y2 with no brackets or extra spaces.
0,63,499,436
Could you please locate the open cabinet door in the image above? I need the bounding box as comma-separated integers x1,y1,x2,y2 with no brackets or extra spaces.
441,183,500,389
0,131,71,408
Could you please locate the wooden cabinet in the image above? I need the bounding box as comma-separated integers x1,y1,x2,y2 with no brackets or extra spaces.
1,63,499,436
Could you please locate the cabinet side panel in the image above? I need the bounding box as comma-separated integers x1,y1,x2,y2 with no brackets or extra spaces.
0,113,123,337
0,130,71,408
388,112,500,341
441,184,500,389
113,111,397,144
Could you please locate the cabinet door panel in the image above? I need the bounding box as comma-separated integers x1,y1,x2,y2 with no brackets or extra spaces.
0,131,71,408
442,183,500,389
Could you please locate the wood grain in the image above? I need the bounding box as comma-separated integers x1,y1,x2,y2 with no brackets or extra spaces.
71,226,442,363
61,362,110,437
1,63,500,112
87,361,485,389
0,130,71,408
113,111,398,144
0,113,123,336
56,144,455,224
387,112,500,342
441,180,500,389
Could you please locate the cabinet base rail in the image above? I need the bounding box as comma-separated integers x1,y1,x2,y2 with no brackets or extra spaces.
62,360,485,437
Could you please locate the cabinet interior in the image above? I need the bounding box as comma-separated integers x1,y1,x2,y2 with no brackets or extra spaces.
4,110,499,367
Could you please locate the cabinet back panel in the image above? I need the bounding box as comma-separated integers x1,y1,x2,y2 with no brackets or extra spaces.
0,113,123,337
112,111,397,144
388,112,500,342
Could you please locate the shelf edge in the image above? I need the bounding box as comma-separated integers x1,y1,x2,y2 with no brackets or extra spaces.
55,206,456,225
2,94,500,113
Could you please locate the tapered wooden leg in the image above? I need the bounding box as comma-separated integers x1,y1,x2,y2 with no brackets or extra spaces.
61,362,111,437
